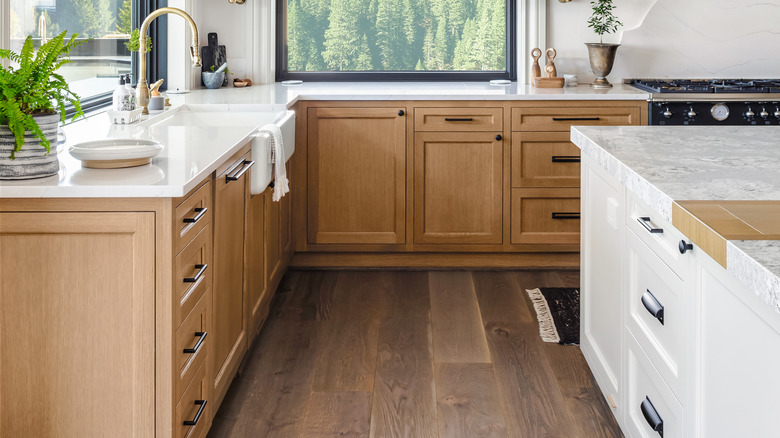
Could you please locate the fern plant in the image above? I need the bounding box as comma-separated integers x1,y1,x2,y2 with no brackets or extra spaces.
588,0,623,44
0,32,85,159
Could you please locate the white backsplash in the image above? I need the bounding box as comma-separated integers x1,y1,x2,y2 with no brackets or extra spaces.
547,0,780,83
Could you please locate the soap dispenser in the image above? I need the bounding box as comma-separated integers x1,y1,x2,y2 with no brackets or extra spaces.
112,76,132,111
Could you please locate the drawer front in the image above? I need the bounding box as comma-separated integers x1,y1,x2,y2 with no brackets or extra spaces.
625,193,691,279
626,335,684,438
415,107,503,132
176,360,211,438
626,228,687,399
175,225,212,328
511,188,580,244
176,292,210,402
511,131,580,188
175,178,212,255
511,106,642,131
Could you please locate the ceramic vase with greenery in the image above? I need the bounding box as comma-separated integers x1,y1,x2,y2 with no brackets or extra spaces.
585,0,623,88
0,32,85,179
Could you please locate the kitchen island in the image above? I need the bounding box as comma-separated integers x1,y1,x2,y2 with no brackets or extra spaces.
572,125,780,438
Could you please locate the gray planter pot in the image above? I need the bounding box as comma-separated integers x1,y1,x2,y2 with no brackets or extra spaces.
0,112,61,180
585,43,620,88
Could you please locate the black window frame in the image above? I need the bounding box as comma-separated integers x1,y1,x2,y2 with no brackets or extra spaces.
275,0,517,82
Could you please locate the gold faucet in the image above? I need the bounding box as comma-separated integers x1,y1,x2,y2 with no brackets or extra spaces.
136,7,201,114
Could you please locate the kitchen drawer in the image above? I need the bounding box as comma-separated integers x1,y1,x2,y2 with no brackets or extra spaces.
626,334,684,438
626,228,687,400
176,291,210,402
510,188,580,244
414,107,503,132
174,178,212,255
511,106,642,131
176,359,211,438
511,131,580,188
175,225,212,328
625,192,692,279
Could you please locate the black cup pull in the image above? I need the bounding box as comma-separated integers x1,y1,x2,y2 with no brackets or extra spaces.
183,331,208,354
495,134,503,141
637,216,664,234
183,400,207,426
444,117,473,122
226,160,255,183
640,396,664,437
183,207,208,224
679,240,693,254
552,117,601,121
184,264,208,283
551,155,581,163
552,212,580,220
398,110,405,116
641,289,664,325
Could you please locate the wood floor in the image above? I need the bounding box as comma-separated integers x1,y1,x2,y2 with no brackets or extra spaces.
207,270,623,438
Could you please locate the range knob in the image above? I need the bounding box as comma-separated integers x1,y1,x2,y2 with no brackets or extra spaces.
745,107,755,118
774,107,780,118
663,107,672,118
760,107,769,118
687,107,697,118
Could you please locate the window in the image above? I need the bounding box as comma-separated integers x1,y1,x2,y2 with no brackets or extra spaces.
276,0,516,81
7,0,166,113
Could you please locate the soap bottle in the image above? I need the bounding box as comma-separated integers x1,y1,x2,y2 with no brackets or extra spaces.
113,76,132,111
124,75,135,109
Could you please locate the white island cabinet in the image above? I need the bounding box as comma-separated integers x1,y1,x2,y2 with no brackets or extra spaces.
578,128,780,438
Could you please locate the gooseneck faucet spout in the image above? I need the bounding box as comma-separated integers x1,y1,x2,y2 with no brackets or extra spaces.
136,7,201,114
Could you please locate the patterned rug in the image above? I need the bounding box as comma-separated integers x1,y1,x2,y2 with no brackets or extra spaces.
525,287,580,345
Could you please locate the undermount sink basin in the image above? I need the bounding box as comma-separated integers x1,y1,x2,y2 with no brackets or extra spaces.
141,104,295,194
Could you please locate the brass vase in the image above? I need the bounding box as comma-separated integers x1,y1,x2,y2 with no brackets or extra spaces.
585,43,620,88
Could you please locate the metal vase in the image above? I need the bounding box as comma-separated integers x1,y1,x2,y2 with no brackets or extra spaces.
0,112,61,180
585,43,620,89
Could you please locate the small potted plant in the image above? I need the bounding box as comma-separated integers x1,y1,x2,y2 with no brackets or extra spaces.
0,32,84,179
585,0,623,88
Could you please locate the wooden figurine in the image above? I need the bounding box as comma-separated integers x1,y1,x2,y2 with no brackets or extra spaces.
530,48,542,80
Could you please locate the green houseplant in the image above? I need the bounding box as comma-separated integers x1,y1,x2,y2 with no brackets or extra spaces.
0,32,85,179
585,0,623,88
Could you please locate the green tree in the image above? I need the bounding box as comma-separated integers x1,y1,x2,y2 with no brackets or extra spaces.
322,0,372,70
55,0,115,38
376,0,408,69
117,0,132,34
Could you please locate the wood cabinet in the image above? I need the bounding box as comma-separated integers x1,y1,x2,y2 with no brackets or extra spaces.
413,131,503,245
307,107,407,246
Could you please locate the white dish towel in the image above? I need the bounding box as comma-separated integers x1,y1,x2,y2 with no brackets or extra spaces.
260,123,289,201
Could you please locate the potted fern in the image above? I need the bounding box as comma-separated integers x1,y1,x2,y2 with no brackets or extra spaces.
585,0,623,88
0,32,84,179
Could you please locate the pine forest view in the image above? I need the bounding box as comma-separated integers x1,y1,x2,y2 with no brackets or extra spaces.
286,0,507,72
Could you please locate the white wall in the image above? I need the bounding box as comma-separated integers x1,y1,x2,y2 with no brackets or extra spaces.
547,0,780,83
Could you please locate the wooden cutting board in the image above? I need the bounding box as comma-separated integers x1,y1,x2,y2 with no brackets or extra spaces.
201,32,227,87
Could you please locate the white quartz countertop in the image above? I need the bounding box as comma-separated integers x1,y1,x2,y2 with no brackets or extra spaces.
571,125,780,313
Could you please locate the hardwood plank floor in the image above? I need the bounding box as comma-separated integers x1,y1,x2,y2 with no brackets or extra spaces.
208,270,623,438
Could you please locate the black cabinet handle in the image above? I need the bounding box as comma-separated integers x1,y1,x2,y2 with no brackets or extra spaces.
640,397,664,436
226,160,255,183
183,207,207,224
637,217,663,234
398,110,405,116
269,180,275,189
183,400,207,426
552,117,601,121
641,289,664,325
551,155,581,163
184,264,208,283
444,117,473,122
679,240,693,254
552,212,580,220
183,331,208,354
495,134,503,141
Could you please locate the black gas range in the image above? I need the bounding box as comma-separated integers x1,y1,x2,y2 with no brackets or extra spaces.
630,79,780,126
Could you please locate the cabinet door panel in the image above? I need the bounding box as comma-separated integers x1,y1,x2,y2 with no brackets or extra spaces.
247,192,268,337
414,132,503,244
511,131,580,188
510,188,580,244
307,107,406,245
0,212,155,438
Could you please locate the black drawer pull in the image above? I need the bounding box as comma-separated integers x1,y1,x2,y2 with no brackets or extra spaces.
183,331,208,354
552,117,601,121
183,207,207,224
552,212,580,220
641,289,664,325
184,264,208,283
641,396,664,436
444,117,473,122
637,216,663,234
679,240,693,254
398,110,405,116
226,160,255,183
183,400,207,426
551,155,581,163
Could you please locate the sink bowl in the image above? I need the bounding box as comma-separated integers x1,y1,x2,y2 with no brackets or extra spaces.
140,104,295,194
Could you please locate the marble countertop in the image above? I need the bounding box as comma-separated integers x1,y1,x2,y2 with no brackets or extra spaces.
571,125,780,313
